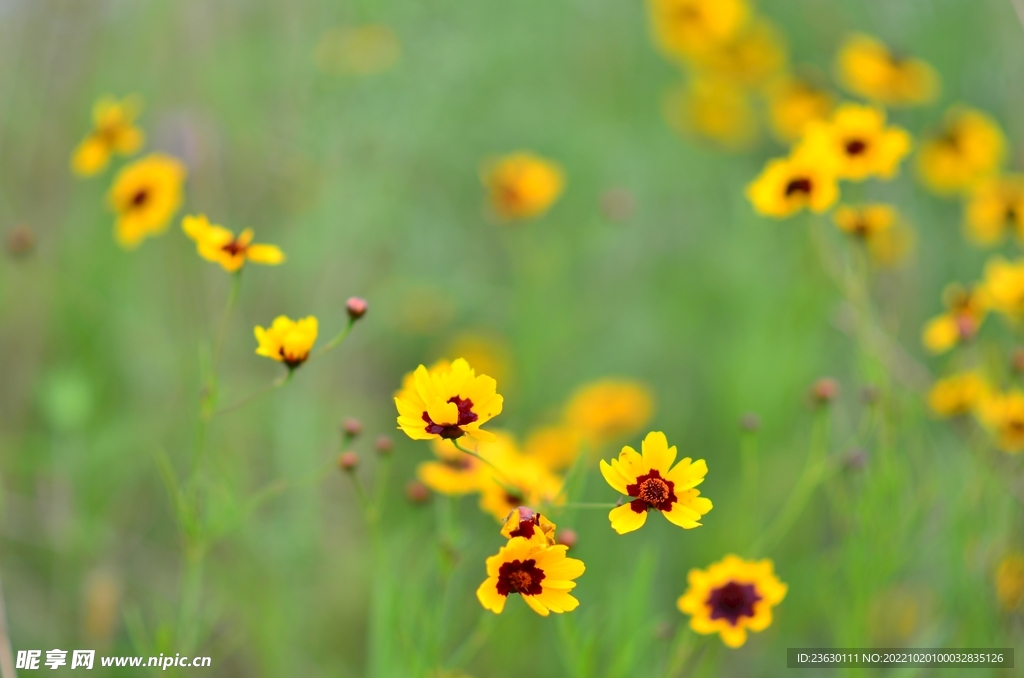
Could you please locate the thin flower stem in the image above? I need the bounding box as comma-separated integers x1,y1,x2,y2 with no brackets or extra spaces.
312,317,356,359
211,269,242,374
560,501,621,509
451,440,518,492
0,567,14,678
207,371,293,419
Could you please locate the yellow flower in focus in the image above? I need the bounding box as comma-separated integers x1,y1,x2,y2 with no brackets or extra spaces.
476,536,584,616
746,151,839,218
107,154,186,249
917,107,1005,195
964,175,1024,246
478,448,564,522
71,95,145,177
182,214,285,272
417,437,488,495
500,506,557,545
978,389,1024,453
685,20,787,86
648,0,749,60
996,554,1024,610
254,316,318,369
664,77,757,150
764,76,834,143
394,358,503,442
927,372,987,418
313,25,401,75
599,431,712,534
797,104,912,182
564,379,654,446
836,33,939,107
981,257,1024,319
921,284,987,354
833,203,896,239
481,153,564,221
677,555,787,648
525,425,581,471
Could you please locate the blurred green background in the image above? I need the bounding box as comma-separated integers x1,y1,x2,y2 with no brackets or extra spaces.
2,0,1024,675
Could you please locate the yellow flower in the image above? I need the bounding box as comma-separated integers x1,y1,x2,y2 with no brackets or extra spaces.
797,104,912,182
964,175,1024,246
442,332,512,389
921,284,987,354
564,379,655,446
978,389,1024,453
313,25,401,75
481,153,564,220
981,257,1024,319
107,154,187,249
476,536,584,616
71,95,145,177
500,506,557,545
663,77,757,150
478,445,564,522
677,554,787,648
996,554,1024,610
833,203,896,239
864,221,915,268
524,425,582,471
917,107,1005,195
685,19,787,86
599,431,712,534
182,214,285,272
254,316,318,369
648,0,749,61
417,437,489,495
836,33,939,107
927,372,987,418
394,358,503,442
746,150,839,218
764,76,834,143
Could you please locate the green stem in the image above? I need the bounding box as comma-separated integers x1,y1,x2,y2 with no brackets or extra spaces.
312,317,356,359
560,501,621,509
211,269,242,374
451,440,519,494
208,370,293,419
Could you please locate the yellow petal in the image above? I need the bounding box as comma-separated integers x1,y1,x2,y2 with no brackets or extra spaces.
476,578,506,614
641,431,676,471
599,459,629,495
246,244,285,265
608,502,647,534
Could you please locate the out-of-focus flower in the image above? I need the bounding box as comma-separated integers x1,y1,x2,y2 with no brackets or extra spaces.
481,152,564,221
599,431,711,534
764,75,834,143
917,107,1005,195
313,25,401,75
978,389,1024,453
797,104,912,182
82,570,121,645
405,479,431,503
182,214,284,272
346,297,368,320
833,203,896,239
395,358,503,442
677,555,787,648
927,372,987,418
418,437,490,495
442,332,512,390
476,536,585,616
922,284,987,354
525,425,581,471
478,447,564,522
6,224,34,258
867,586,925,644
254,316,318,369
964,175,1024,246
564,379,654,446
72,96,144,177
686,19,786,86
996,553,1024,610
981,257,1024,319
108,154,186,249
664,77,757,150
746,151,838,218
865,220,915,268
338,451,360,471
810,377,839,405
648,0,749,61
500,506,557,545
836,33,939,107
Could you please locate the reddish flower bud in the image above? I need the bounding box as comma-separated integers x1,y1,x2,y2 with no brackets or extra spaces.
6,224,34,258
405,479,430,503
346,297,368,320
556,528,578,549
739,412,761,432
341,418,362,437
1012,348,1024,374
810,377,840,405
338,451,360,471
374,435,394,454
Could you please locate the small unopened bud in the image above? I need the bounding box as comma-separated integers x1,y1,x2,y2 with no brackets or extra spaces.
844,448,868,471
556,528,578,549
739,412,761,432
1012,348,1024,373
600,187,635,222
341,418,362,438
861,385,880,405
338,451,360,471
810,377,840,405
405,479,430,503
513,506,536,523
6,224,34,258
374,435,393,455
346,297,368,320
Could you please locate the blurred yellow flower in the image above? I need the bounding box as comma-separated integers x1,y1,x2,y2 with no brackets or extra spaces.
478,447,564,522
182,214,285,272
979,389,1024,453
864,220,915,268
746,151,838,218
417,437,488,495
442,332,512,389
394,358,503,442
797,104,912,182
108,154,186,249
481,152,564,220
664,77,757,149
964,175,1024,246
313,25,401,75
649,0,749,60
981,256,1024,319
564,379,654,445
500,506,557,545
921,284,987,354
836,33,939,107
685,19,787,86
764,76,834,143
599,431,712,534
71,95,144,177
996,554,1024,610
833,203,896,239
254,316,318,369
677,554,787,648
476,536,584,616
525,425,581,471
917,107,1005,195
927,372,987,418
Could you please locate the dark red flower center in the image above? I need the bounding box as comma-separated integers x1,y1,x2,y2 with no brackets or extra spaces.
130,188,150,208
784,177,812,196
706,581,762,626
845,138,868,155
278,346,307,370
508,513,542,539
626,469,677,514
496,559,545,597
221,239,247,257
422,396,478,439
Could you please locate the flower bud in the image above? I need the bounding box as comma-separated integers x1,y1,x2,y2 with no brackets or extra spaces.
6,224,34,258
556,528,578,549
346,296,368,320
1012,348,1024,374
341,417,362,438
739,412,761,432
810,377,839,405
374,435,393,455
337,451,360,471
844,448,868,471
405,479,430,503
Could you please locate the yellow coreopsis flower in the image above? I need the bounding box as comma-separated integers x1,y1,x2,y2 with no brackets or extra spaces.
500,506,557,545
996,553,1024,610
797,104,912,182
524,425,582,471
71,95,145,177
685,19,787,86
978,389,1024,453
746,150,839,218
476,536,585,616
417,437,489,495
254,316,318,369
107,154,186,249
394,358,503,442
927,372,988,418
481,153,564,220
981,257,1024,319
836,33,939,107
921,284,987,354
677,555,787,648
599,431,712,534
478,447,564,522
917,107,1005,195
764,76,834,143
964,175,1024,246
833,203,896,239
648,0,749,61
182,214,285,272
564,379,655,446
663,77,757,150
